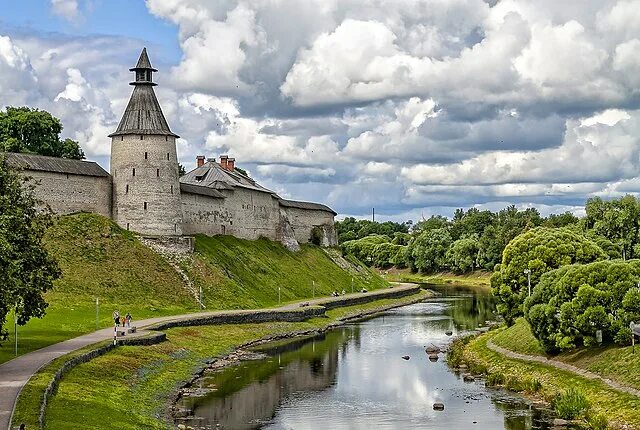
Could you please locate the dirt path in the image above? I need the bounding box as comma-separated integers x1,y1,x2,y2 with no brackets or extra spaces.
486,339,640,398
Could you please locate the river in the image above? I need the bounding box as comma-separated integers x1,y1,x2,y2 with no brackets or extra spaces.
176,285,558,429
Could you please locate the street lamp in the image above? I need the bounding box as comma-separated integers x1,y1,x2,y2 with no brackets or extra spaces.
523,269,532,297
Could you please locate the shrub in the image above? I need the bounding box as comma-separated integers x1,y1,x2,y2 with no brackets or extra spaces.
341,235,390,265
485,372,505,387
586,412,608,430
525,260,640,352
553,388,590,420
492,227,607,325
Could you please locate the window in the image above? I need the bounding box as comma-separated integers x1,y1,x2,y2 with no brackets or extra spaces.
174,224,177,232
125,184,129,194
121,136,124,141
171,185,173,194
156,168,160,177
132,168,135,176
221,225,226,235
126,223,130,230
140,135,144,140
165,136,168,141
144,152,148,159
144,202,148,210
166,152,170,160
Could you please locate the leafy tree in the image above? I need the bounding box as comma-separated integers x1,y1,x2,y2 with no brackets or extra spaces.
391,232,411,245
525,260,640,352
335,217,408,243
491,227,607,325
585,195,640,260
413,215,449,233
179,164,186,177
407,227,452,272
543,211,580,228
0,107,84,159
0,156,61,341
446,236,480,274
372,243,406,268
341,234,390,265
450,208,495,241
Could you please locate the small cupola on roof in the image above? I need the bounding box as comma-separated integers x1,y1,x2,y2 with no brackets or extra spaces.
109,47,179,138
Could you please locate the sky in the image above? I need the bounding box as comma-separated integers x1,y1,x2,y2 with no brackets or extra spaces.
1,0,640,222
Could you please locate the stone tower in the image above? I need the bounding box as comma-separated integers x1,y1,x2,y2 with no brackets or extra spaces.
109,48,183,236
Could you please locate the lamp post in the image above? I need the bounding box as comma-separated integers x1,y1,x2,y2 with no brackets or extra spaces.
278,285,281,305
14,306,18,357
96,297,99,330
312,281,315,300
631,321,636,354
523,269,531,296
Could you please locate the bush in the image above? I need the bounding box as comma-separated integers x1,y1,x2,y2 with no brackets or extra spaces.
553,388,590,420
587,412,609,430
485,372,505,387
491,227,607,325
341,235,390,265
525,260,640,352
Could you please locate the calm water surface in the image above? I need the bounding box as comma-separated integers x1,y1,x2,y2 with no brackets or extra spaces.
177,285,557,429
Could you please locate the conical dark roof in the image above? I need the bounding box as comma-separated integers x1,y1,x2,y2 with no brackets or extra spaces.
109,48,178,138
130,47,157,71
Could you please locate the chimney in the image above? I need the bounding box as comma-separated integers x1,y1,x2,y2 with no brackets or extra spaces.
227,158,235,171
220,155,229,170
196,155,205,168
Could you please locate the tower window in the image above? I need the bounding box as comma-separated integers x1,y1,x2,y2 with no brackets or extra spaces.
140,135,144,140
174,223,177,232
156,168,160,177
121,136,124,141
165,136,168,141
171,185,173,194
145,152,148,159
132,168,136,176
144,202,148,210
125,184,129,194
127,223,130,230
167,152,170,160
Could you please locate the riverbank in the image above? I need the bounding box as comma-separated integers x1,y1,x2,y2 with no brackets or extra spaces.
12,289,431,430
451,322,640,429
380,268,491,289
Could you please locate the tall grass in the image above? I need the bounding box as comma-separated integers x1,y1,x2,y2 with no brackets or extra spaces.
553,388,590,419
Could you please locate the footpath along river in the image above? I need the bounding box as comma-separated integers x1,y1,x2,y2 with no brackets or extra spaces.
176,285,561,429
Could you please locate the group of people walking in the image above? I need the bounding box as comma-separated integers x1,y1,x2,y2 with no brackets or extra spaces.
112,310,132,327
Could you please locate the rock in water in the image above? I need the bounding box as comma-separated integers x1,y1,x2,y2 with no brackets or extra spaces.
402,355,410,360
428,354,439,362
425,345,440,354
445,330,453,336
552,418,569,426
463,374,475,382
433,403,445,411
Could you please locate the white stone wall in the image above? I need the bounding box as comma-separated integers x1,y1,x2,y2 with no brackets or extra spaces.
111,134,183,236
23,169,111,217
181,187,280,240
282,206,337,246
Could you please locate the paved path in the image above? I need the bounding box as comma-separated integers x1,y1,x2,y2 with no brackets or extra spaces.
0,284,418,430
487,339,640,398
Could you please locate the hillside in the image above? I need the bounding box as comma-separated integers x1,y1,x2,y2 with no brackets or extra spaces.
1,213,386,363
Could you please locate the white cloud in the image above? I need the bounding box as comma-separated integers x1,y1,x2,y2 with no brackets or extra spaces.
51,0,80,22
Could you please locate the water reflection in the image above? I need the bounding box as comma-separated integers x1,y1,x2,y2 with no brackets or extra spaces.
177,286,555,430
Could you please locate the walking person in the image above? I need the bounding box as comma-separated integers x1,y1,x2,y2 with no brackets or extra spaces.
125,312,132,328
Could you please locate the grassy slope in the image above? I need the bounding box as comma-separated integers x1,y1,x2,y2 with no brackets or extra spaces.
14,291,430,430
493,318,640,391
190,234,387,310
381,268,491,288
462,332,640,429
1,214,194,364
1,214,387,364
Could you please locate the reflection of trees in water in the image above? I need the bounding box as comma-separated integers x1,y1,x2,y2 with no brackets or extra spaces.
425,286,497,330
178,327,358,429
493,398,554,430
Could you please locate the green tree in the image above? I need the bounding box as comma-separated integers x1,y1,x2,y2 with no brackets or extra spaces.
543,211,580,228
585,195,640,259
0,156,61,341
446,236,480,273
407,227,452,272
491,227,607,325
0,106,84,159
525,260,640,352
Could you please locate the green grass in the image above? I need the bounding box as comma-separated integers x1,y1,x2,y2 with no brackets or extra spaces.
460,329,640,429
381,269,491,288
491,318,546,356
1,213,387,364
14,291,428,430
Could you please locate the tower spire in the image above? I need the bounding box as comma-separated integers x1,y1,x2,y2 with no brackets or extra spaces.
108,47,178,138
129,47,158,86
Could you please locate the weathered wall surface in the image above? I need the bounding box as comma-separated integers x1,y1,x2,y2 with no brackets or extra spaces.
181,188,281,241
24,169,112,217
111,134,183,236
181,192,231,236
282,206,337,246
